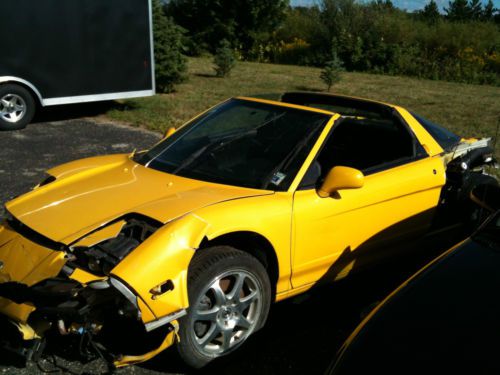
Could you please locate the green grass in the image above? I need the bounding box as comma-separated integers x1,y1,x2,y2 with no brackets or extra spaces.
106,57,500,159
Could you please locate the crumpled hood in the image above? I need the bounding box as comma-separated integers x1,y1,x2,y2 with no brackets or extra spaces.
5,154,271,245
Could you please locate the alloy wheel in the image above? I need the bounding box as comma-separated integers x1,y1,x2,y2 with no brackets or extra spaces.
0,93,27,124
191,270,262,356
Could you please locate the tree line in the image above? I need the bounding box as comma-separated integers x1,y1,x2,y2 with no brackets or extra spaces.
154,0,500,92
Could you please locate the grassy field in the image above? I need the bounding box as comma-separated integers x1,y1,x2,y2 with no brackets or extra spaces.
106,57,500,157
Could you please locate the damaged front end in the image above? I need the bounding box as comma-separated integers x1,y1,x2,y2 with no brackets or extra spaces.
437,137,499,228
0,213,205,369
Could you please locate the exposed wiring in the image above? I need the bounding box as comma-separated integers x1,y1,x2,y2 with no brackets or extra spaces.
36,331,115,375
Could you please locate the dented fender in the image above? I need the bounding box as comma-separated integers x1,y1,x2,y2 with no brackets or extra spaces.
111,214,210,322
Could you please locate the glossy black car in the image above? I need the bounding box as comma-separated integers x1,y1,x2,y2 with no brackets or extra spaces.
329,186,500,374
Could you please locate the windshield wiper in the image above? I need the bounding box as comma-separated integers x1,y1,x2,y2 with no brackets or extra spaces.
173,112,288,175
172,139,223,174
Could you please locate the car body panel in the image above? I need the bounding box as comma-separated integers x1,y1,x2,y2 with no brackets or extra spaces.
112,213,210,321
237,96,338,116
292,155,446,287
0,222,66,322
6,154,271,244
71,220,126,248
287,114,340,192
114,327,177,368
394,106,444,157
195,192,294,295
330,200,500,374
331,238,500,373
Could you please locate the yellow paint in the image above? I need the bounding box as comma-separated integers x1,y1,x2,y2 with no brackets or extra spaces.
69,268,106,284
291,155,446,288
196,192,294,295
137,298,157,324
0,220,17,247
461,137,479,143
318,166,365,198
0,225,68,322
0,95,457,364
237,96,337,115
164,127,176,139
287,115,340,192
71,220,126,248
12,321,40,340
395,106,444,157
6,155,271,244
114,323,178,368
112,214,209,319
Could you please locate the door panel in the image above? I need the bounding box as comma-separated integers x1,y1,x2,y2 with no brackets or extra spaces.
291,156,445,288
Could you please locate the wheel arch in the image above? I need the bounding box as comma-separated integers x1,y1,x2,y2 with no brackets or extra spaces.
0,76,44,106
199,231,279,299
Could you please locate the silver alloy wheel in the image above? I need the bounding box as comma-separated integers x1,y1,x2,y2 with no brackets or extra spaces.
191,269,262,356
0,93,27,124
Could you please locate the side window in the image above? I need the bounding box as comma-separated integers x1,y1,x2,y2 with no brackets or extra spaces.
300,116,421,189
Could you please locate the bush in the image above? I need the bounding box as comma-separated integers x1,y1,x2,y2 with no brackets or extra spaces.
153,0,187,93
320,49,345,91
214,40,237,77
269,0,500,86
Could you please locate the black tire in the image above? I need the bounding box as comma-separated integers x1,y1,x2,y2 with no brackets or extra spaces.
177,246,271,369
0,84,36,130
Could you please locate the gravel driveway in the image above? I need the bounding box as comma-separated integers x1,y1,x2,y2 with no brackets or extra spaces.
0,117,453,375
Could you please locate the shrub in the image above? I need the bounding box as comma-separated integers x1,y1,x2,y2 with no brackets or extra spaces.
214,40,237,77
320,49,345,91
273,0,500,86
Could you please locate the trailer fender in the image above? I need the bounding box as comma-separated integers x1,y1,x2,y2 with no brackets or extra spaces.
0,76,43,105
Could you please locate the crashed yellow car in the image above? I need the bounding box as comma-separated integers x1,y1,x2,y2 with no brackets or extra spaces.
0,92,497,369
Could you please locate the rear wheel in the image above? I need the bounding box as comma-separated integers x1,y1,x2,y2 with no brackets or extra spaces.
0,84,36,130
177,246,271,369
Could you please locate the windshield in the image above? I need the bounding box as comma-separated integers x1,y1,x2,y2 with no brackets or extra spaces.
136,99,330,191
411,112,461,151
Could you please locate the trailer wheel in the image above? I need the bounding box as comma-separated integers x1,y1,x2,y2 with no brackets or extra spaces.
0,84,36,130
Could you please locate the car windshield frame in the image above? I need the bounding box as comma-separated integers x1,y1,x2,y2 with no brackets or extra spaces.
135,98,332,191
411,112,461,152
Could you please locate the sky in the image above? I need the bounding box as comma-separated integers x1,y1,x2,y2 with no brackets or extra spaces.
290,0,500,12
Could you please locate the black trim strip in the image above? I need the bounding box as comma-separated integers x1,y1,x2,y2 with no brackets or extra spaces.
5,211,66,251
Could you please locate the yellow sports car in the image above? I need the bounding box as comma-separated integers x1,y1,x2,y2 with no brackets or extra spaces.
0,92,497,369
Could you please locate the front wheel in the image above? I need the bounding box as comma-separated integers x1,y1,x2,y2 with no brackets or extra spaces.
0,84,36,130
177,246,271,369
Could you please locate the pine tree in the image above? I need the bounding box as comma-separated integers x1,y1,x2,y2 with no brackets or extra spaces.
482,0,496,21
421,0,441,24
213,40,237,78
153,0,187,93
166,0,288,55
469,0,483,19
320,49,344,92
445,0,472,21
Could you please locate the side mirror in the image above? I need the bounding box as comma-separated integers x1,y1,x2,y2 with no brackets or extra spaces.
163,127,176,139
318,166,364,198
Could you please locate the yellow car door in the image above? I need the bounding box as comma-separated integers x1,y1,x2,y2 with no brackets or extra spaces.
291,113,446,289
